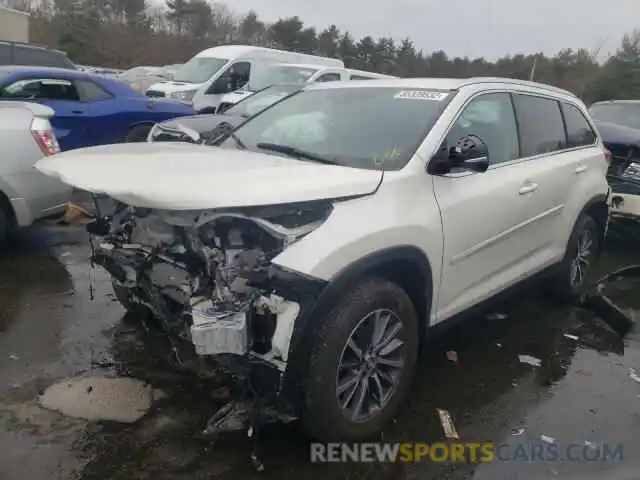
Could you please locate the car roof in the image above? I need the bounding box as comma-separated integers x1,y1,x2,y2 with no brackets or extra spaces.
304,76,577,98
271,63,327,69
0,65,88,78
590,100,640,105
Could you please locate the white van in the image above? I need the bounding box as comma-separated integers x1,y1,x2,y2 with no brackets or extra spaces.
146,45,343,108
207,64,397,113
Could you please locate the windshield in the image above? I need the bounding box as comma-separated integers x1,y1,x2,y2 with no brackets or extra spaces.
248,65,320,91
173,57,228,84
221,87,454,171
226,85,300,118
589,103,640,130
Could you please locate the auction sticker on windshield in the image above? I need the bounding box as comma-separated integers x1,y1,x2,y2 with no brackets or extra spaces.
394,90,449,101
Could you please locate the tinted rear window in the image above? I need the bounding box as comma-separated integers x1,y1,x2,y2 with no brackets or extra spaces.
13,45,75,69
561,102,596,147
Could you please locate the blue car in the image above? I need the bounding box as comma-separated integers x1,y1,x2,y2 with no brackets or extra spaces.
0,66,196,150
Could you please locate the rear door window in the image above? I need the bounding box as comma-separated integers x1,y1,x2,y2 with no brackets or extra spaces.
75,79,112,101
13,46,74,69
561,102,597,148
512,94,567,157
317,73,342,82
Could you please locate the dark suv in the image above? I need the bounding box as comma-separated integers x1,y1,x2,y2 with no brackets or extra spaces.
0,41,75,69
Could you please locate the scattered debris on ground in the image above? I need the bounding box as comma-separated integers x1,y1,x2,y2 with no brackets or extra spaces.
511,427,525,436
436,408,459,439
541,434,556,444
564,333,580,341
485,312,508,321
518,354,542,367
446,350,458,363
629,368,640,384
38,375,162,423
578,265,640,337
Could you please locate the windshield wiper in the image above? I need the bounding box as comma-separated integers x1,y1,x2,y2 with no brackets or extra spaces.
256,142,337,165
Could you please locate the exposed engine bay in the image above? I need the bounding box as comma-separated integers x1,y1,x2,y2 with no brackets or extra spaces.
87,197,332,371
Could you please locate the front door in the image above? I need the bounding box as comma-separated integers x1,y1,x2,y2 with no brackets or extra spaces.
432,91,544,321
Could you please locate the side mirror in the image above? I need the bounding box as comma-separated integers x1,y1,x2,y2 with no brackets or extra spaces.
428,134,490,175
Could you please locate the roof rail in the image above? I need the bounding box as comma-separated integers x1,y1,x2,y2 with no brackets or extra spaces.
459,76,577,98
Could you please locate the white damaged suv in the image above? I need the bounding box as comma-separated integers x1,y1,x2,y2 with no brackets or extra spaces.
35,78,611,441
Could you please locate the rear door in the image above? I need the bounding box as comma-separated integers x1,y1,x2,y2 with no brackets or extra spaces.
511,93,576,264
433,91,543,319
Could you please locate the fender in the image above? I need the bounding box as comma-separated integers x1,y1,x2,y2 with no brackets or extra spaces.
278,245,434,414
576,193,609,255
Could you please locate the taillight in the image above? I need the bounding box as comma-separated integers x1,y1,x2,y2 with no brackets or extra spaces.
31,127,60,156
604,149,612,164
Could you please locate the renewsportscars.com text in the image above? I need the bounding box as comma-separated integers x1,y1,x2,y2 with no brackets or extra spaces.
310,442,624,463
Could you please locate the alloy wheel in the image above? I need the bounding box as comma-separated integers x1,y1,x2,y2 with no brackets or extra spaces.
335,308,406,423
570,228,594,289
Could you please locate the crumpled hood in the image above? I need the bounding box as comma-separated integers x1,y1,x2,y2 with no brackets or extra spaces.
594,120,640,147
35,143,383,210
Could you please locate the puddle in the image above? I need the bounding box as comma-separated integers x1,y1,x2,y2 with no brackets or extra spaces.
38,375,161,423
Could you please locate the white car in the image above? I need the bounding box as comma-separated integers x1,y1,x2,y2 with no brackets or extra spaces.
35,78,611,441
0,101,71,244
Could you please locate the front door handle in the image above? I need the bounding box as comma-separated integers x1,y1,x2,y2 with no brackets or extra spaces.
519,182,538,195
575,165,588,174
72,110,84,114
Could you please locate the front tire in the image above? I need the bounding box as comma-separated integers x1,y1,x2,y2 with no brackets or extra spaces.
301,276,419,441
123,124,153,142
548,214,600,302
112,281,134,309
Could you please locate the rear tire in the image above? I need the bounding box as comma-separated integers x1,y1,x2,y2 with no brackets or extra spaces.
301,276,420,441
0,199,16,247
123,124,153,142
547,214,600,302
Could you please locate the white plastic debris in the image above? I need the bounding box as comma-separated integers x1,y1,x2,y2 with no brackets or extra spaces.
446,350,458,363
486,312,508,321
564,334,579,341
519,354,542,367
511,427,525,436
541,435,556,444
629,368,640,384
584,440,598,449
436,408,459,439
8,354,19,360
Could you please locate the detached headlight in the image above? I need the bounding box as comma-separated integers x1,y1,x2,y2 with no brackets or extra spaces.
170,90,196,103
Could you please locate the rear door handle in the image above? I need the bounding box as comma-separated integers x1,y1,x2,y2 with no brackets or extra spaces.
519,182,538,195
575,165,588,174
72,110,84,114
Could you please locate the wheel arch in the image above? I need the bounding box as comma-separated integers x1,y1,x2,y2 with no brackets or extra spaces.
279,245,434,415
577,193,609,257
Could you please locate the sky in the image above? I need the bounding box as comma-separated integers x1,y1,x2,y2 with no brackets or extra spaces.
200,0,639,60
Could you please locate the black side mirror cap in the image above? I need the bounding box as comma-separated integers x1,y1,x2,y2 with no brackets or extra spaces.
427,134,490,175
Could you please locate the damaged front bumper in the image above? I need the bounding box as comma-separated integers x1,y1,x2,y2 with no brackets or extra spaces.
88,199,331,414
